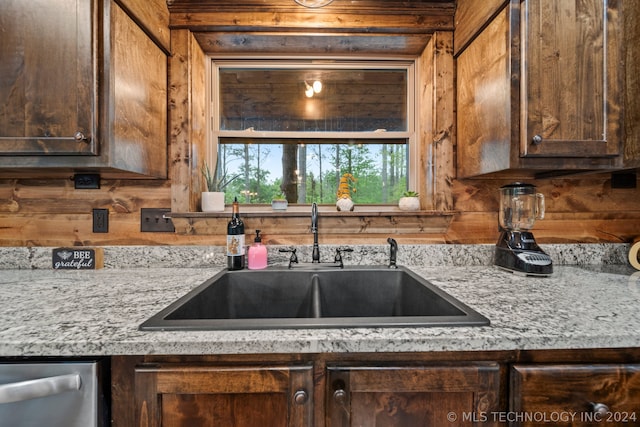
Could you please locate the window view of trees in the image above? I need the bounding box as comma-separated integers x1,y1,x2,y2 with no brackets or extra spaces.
219,140,408,204
213,62,413,205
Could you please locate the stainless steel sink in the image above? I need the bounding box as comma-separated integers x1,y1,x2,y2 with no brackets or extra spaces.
139,266,489,330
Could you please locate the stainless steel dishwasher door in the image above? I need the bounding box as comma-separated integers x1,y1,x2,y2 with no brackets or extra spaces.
0,361,104,427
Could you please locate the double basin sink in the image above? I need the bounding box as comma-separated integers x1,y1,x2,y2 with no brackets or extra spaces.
140,266,489,330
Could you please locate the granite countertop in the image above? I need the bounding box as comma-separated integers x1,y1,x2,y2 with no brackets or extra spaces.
1,262,639,356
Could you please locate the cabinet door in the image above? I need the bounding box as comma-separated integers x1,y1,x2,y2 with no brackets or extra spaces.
456,5,512,178
0,0,96,155
327,363,502,427
511,364,640,427
108,0,167,178
135,364,313,427
522,0,622,158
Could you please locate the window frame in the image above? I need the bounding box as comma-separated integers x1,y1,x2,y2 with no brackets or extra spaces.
207,58,419,206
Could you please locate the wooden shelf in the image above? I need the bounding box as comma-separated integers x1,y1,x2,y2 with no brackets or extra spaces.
168,209,456,235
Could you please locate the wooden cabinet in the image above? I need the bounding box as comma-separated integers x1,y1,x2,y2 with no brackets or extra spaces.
326,363,501,426
134,363,314,427
105,0,167,178
0,0,168,178
113,351,640,427
456,0,624,178
123,359,501,427
0,0,95,156
511,364,640,426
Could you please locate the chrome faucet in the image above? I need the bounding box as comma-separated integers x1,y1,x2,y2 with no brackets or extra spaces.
311,202,320,263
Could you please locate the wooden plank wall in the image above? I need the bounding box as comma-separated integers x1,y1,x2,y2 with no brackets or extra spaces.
0,174,638,247
1,0,639,248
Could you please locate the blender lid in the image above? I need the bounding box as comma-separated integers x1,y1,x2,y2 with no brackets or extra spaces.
500,182,536,193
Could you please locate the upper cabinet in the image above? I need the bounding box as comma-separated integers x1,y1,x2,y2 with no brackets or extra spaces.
0,0,96,156
455,0,625,178
0,0,169,179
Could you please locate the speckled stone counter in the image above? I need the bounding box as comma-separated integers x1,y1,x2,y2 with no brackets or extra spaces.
1,253,638,356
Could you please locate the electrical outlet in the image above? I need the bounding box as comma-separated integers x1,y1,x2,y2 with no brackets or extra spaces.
93,209,109,233
74,173,101,189
611,172,637,189
140,208,175,232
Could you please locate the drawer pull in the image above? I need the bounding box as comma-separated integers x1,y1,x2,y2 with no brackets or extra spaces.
591,402,610,415
74,131,88,142
333,389,347,405
293,390,308,405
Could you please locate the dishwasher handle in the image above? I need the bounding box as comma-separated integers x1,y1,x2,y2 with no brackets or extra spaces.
0,374,81,404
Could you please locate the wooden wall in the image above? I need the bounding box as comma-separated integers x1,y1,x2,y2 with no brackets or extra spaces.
1,0,639,248
1,174,638,247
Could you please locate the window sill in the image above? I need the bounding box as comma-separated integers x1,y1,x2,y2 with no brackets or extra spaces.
168,206,456,235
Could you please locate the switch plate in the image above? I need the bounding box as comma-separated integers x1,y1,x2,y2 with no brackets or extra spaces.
93,209,109,233
140,208,175,232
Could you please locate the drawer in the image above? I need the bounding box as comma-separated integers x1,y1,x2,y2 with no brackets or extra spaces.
510,364,640,426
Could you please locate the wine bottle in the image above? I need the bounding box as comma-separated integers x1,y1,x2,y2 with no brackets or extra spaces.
227,197,245,270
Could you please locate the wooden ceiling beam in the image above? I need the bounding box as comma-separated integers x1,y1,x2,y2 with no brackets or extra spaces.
167,0,455,15
168,1,455,33
193,32,432,56
167,0,454,55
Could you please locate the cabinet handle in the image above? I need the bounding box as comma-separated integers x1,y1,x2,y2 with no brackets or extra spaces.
74,131,89,142
333,389,347,405
532,134,543,145
591,402,610,415
293,390,308,405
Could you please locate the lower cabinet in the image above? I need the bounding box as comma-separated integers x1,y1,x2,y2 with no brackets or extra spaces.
511,364,640,427
128,360,501,427
326,364,501,426
134,364,314,427
114,353,640,427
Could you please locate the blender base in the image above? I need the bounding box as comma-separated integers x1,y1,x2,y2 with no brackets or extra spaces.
494,230,553,276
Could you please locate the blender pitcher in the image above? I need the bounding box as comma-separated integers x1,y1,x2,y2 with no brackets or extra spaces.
495,182,553,276
499,183,545,231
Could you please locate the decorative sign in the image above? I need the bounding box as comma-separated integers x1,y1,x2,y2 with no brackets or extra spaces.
52,248,104,270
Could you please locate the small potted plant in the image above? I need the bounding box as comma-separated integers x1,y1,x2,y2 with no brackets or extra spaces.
271,192,288,211
398,190,420,211
201,157,238,212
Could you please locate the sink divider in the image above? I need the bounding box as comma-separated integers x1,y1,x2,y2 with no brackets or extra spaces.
311,274,322,318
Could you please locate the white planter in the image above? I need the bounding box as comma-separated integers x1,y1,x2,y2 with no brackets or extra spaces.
201,192,225,212
271,199,288,211
398,196,420,211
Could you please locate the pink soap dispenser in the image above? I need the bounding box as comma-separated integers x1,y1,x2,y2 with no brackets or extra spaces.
247,229,268,270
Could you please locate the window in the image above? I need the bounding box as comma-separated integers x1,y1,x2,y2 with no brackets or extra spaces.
210,61,416,205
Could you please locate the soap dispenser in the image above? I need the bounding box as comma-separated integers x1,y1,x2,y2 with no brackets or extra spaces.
247,229,268,270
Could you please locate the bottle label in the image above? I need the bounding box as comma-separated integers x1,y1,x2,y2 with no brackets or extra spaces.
227,234,245,256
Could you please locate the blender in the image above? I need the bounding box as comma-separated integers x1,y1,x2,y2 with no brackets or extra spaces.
495,182,553,276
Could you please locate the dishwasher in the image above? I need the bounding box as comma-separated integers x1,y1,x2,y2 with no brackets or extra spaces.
0,360,108,427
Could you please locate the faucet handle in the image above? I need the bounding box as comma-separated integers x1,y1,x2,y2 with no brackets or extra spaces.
334,247,353,268
279,248,298,268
